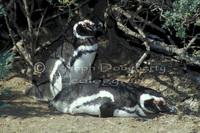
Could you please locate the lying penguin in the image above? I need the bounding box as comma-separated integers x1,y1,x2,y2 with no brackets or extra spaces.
26,20,103,101
51,79,177,117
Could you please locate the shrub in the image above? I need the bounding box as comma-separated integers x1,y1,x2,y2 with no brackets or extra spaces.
0,51,15,79
46,0,79,16
0,4,4,16
0,50,14,117
163,0,200,39
0,88,10,117
0,4,4,28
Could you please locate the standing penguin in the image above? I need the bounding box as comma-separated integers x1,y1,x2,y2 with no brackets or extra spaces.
26,19,103,101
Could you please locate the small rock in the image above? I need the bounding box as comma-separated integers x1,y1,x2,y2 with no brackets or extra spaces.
185,98,199,111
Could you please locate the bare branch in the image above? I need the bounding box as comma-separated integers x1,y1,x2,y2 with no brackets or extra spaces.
21,0,36,78
128,45,149,76
4,14,33,67
35,7,48,48
174,54,200,66
111,6,166,34
184,34,199,51
115,11,150,76
23,0,35,57
115,15,200,67
35,16,73,53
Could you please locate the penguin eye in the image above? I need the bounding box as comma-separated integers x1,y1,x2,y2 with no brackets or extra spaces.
153,99,166,105
83,22,88,27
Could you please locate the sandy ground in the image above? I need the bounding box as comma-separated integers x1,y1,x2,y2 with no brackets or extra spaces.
0,67,200,133
0,50,200,133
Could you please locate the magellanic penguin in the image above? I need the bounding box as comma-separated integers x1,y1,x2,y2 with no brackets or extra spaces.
26,20,103,102
51,79,177,117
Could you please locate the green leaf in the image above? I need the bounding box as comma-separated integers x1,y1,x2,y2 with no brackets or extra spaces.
0,88,11,96
74,3,79,7
47,0,53,4
0,102,9,109
0,50,15,79
162,0,200,39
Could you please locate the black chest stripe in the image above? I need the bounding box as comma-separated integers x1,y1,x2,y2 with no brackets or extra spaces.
70,49,97,67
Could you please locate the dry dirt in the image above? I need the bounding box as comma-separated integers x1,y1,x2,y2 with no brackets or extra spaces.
0,52,200,133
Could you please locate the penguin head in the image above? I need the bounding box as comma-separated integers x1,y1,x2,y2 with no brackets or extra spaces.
73,19,103,39
139,89,177,115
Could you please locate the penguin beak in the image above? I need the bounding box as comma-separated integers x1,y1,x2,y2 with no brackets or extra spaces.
88,22,103,31
164,103,177,114
95,22,103,29
156,102,177,114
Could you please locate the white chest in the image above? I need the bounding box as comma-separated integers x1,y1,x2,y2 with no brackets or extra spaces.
70,44,98,83
70,52,96,81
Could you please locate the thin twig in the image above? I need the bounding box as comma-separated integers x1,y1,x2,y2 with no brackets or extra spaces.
16,0,27,18
43,11,68,22
116,14,150,76
5,1,24,41
112,6,166,34
117,21,200,66
23,0,35,57
43,0,90,22
4,14,33,67
0,41,10,53
184,34,199,52
112,4,200,67
107,120,120,126
35,16,73,53
35,7,48,49
128,51,149,76
4,0,15,11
